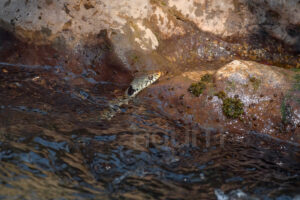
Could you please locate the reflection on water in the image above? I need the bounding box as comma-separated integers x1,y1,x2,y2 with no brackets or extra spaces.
0,64,300,200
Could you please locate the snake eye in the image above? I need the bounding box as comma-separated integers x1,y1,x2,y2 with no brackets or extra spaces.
127,85,135,96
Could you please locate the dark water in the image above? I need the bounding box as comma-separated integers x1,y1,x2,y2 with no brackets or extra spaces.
0,63,300,200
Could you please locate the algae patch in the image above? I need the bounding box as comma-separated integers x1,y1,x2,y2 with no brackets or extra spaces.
201,74,213,82
188,74,213,97
222,97,244,119
214,91,244,119
188,82,206,97
214,91,226,100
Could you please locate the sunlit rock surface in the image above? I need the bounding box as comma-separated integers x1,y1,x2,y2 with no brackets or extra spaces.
1,0,299,49
1,0,300,58
141,60,300,144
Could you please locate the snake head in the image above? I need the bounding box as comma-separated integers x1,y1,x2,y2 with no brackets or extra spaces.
125,71,162,98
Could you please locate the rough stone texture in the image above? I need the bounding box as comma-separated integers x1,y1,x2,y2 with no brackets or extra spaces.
1,0,299,51
140,60,300,144
215,60,288,90
0,0,299,73
168,0,248,37
0,0,182,48
169,0,300,47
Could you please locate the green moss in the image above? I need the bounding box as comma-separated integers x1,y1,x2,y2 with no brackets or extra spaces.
249,77,261,91
213,90,244,119
188,82,206,97
222,97,244,119
201,74,213,82
188,74,213,97
214,91,227,100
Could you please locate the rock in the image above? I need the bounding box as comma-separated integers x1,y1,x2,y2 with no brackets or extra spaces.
168,0,300,51
1,0,299,49
140,60,300,144
0,0,299,67
0,0,180,48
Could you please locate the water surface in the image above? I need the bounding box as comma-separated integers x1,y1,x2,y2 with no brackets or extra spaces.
0,63,299,200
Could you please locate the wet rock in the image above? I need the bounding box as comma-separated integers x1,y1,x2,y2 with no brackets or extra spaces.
141,60,300,144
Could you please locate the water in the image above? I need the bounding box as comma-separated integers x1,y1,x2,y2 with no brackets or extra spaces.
0,64,300,200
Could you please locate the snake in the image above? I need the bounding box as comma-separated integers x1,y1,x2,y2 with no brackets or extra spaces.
100,71,162,120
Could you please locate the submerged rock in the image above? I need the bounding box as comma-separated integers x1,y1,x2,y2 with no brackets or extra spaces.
140,60,300,144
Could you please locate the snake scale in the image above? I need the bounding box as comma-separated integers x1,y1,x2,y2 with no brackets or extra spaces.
100,72,162,120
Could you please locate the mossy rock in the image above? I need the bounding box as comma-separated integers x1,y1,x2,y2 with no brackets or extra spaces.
222,97,244,119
